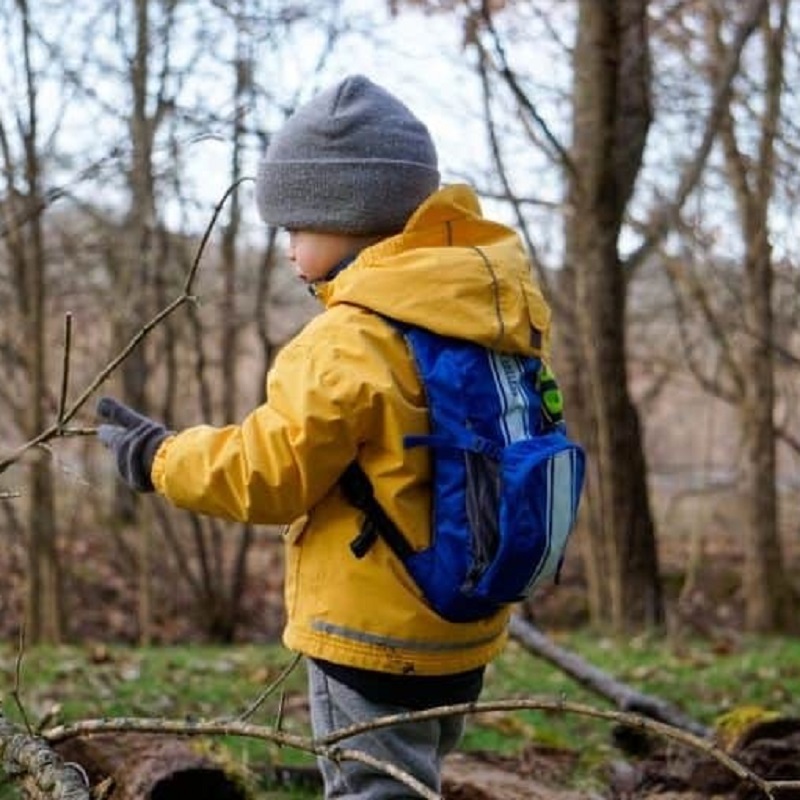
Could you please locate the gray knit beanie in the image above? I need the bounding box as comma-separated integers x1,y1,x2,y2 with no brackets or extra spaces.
256,75,440,235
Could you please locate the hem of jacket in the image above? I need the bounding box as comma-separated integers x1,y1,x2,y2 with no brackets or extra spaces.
282,622,508,676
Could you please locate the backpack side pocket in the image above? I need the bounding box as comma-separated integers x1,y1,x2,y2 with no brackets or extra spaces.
471,431,585,604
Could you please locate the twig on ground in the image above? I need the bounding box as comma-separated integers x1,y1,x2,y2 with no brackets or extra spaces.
236,652,302,723
41,696,800,800
43,714,434,799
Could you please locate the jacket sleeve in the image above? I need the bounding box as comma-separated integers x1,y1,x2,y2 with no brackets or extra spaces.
150,319,368,524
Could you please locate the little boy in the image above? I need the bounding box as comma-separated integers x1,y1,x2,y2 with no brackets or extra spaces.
97,74,552,798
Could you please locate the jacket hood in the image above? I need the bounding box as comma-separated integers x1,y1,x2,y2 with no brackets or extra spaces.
314,184,551,355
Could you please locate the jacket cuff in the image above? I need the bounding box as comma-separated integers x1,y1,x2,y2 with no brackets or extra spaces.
149,434,176,495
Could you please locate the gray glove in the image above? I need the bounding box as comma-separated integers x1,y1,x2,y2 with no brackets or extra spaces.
96,397,169,493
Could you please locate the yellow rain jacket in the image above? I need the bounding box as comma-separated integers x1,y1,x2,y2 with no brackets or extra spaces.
151,184,552,675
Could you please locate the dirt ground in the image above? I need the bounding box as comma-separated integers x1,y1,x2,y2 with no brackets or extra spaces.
439,725,800,800
442,747,587,800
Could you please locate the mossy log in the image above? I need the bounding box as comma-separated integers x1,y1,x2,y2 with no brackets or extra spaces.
54,733,245,800
0,713,89,800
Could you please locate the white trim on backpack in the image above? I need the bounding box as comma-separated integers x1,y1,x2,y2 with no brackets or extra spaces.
487,351,532,443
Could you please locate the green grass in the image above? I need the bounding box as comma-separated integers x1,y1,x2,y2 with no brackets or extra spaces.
1,633,799,797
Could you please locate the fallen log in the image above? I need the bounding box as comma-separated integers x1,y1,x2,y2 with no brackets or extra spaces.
53,733,245,800
0,713,89,800
508,614,710,738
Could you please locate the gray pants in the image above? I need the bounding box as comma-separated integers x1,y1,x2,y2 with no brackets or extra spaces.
307,660,465,798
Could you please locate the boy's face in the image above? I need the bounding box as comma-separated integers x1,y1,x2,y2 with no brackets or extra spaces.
286,230,361,284
286,230,386,284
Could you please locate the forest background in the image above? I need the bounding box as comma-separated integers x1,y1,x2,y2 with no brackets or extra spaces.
1,0,799,657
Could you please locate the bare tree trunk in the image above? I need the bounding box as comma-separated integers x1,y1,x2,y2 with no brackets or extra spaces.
739,2,793,632
567,0,663,631
115,0,158,523
741,232,791,630
136,6,260,643
16,0,62,644
708,0,794,631
217,19,255,641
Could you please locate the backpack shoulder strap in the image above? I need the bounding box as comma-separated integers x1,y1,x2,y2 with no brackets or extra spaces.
339,461,415,561
339,318,538,563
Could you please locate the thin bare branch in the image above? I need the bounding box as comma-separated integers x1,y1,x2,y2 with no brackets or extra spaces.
626,0,769,273
473,32,553,297
41,695,800,800
664,254,746,401
0,178,253,475
237,653,302,723
43,715,434,799
56,312,72,428
477,1,577,180
776,423,800,456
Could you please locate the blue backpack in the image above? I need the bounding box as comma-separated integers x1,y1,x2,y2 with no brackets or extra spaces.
340,323,586,623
